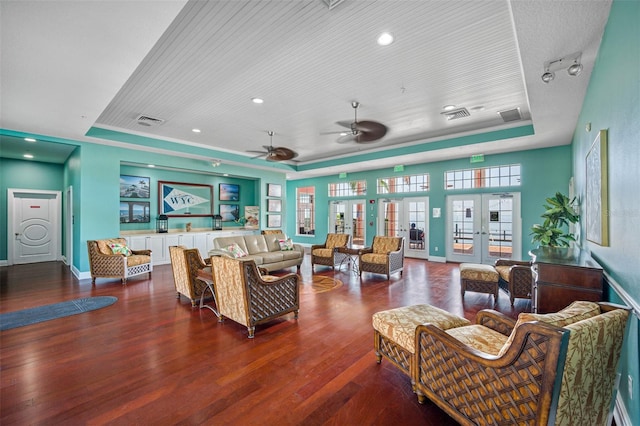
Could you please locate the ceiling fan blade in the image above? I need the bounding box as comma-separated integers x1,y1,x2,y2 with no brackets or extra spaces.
336,134,357,144
266,147,297,161
335,120,354,129
353,121,388,143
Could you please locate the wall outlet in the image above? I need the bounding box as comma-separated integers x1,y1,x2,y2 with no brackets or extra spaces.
629,375,633,400
434,246,438,252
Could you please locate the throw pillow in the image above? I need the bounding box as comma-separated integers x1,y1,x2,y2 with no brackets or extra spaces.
279,239,294,251
109,242,132,256
225,243,247,258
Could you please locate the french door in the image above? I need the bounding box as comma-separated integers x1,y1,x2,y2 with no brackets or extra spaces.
328,200,366,247
378,197,429,259
445,193,521,264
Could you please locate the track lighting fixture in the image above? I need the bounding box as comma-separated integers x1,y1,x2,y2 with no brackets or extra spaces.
541,51,582,83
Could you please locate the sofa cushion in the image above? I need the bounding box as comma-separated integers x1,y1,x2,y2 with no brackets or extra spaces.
243,254,264,265
109,242,132,256
260,252,285,263
373,304,470,354
244,235,269,255
225,243,248,258
312,248,333,258
372,236,401,254
215,237,249,253
494,265,511,281
460,263,499,282
263,233,285,252
279,238,294,251
446,324,508,355
281,250,302,261
361,253,388,264
97,238,127,255
127,254,151,266
498,301,601,356
325,233,348,249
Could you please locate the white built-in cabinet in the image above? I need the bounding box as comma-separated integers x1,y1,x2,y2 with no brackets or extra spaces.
123,229,257,265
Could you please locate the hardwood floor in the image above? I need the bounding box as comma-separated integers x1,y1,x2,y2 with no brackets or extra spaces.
0,257,531,425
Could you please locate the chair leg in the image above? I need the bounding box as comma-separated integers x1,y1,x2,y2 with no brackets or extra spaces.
121,278,126,285
91,277,96,285
247,326,255,338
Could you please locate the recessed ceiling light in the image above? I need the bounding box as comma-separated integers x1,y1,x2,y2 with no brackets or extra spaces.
252,97,264,104
24,137,36,142
192,128,201,133
377,32,394,46
443,105,457,112
147,164,155,168
23,154,34,159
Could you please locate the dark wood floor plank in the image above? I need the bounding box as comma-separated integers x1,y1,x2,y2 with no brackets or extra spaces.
1,257,531,425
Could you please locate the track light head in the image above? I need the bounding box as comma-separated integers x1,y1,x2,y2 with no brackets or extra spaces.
567,62,583,76
541,70,555,83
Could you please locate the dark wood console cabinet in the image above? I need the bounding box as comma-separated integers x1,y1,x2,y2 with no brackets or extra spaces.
529,248,604,314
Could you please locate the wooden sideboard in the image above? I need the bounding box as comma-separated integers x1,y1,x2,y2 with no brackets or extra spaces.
529,248,604,314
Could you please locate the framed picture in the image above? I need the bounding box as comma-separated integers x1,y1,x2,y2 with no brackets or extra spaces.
244,206,259,229
120,175,150,198
267,198,282,212
120,201,150,223
585,129,609,246
219,183,240,201
268,214,281,228
219,204,240,222
158,181,213,217
267,183,282,198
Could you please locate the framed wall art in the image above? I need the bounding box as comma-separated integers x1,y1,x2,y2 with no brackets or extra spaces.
268,214,281,228
120,175,150,198
267,183,282,198
158,181,213,217
120,201,150,223
219,183,240,201
267,198,282,212
244,206,259,229
219,204,240,222
585,129,609,246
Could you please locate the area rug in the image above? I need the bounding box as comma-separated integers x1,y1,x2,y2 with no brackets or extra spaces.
299,276,343,294
0,296,118,331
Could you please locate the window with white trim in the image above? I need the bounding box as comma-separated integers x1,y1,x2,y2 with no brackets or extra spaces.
377,174,430,194
328,180,366,197
445,164,521,190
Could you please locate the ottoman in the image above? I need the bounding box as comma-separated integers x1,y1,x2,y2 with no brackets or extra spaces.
372,304,470,385
459,263,500,302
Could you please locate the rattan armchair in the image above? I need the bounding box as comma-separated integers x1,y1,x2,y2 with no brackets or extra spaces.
169,245,212,307
494,259,532,305
413,302,630,425
87,238,152,285
310,233,351,271
210,256,299,338
358,236,404,279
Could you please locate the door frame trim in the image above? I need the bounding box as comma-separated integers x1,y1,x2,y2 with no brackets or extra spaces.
7,188,62,266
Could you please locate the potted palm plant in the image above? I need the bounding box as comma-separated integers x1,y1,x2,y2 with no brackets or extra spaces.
530,192,579,252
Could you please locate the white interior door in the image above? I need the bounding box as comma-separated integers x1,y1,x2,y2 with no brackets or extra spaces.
446,193,520,264
378,197,429,259
329,199,366,247
8,189,61,265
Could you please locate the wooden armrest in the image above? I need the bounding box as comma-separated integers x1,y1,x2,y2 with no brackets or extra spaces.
495,259,530,267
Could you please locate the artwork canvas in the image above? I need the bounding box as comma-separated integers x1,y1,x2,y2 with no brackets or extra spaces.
158,181,213,217
268,214,281,228
267,183,282,198
267,199,282,212
244,206,259,229
220,204,240,222
585,129,609,246
120,175,150,198
219,183,240,201
120,201,150,223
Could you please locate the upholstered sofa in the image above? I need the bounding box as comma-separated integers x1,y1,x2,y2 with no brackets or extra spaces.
410,301,630,425
87,238,152,285
208,233,304,272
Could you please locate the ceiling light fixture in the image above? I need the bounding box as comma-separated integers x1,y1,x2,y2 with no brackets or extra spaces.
251,97,264,104
192,128,201,133
147,164,155,168
541,51,583,83
211,160,221,167
377,32,394,46
24,137,36,142
24,153,34,159
442,105,457,112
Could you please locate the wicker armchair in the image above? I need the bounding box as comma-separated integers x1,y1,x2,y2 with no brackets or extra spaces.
87,238,152,285
210,256,299,338
494,259,532,306
311,233,351,271
358,236,404,279
413,302,630,425
169,245,212,307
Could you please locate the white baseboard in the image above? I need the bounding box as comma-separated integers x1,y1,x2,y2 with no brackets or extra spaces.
428,255,447,263
615,393,632,426
0,260,8,267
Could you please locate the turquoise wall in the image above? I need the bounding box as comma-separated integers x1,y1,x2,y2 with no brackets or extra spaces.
0,157,65,260
288,145,572,257
571,0,640,423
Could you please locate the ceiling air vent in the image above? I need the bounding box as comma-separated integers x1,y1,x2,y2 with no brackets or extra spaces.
498,108,522,122
440,107,470,120
136,114,165,127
